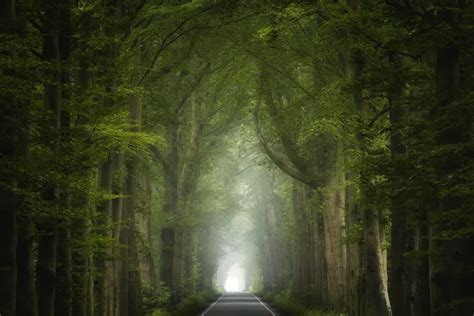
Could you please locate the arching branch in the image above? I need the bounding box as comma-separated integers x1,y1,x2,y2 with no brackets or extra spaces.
253,101,316,188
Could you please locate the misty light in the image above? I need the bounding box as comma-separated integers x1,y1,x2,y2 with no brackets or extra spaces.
224,264,245,292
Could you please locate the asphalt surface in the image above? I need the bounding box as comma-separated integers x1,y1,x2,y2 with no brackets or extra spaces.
201,292,277,316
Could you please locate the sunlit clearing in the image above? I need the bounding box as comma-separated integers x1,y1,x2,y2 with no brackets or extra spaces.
224,264,245,292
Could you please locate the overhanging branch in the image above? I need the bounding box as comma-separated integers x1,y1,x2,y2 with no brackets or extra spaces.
253,101,316,188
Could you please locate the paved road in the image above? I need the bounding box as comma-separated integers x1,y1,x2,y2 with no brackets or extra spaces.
201,292,276,316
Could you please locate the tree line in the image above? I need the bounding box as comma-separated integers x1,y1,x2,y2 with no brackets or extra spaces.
1,1,473,316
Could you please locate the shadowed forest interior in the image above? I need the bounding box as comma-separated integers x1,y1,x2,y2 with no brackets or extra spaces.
1,1,474,316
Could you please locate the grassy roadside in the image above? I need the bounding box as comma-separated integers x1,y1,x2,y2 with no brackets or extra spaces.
261,291,346,316
151,291,219,316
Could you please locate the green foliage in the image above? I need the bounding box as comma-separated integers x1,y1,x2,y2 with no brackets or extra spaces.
3,0,473,314
150,290,218,316
265,290,346,316
143,283,172,314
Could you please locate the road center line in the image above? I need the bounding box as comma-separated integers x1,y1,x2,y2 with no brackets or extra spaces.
251,293,276,316
201,294,224,316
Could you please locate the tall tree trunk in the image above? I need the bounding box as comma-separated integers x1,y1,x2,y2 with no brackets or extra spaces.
291,180,313,304
56,219,73,316
414,220,430,316
36,223,59,316
344,172,363,316
121,92,144,315
118,217,129,316
313,198,327,307
16,211,38,316
15,29,37,315
36,0,62,314
322,170,346,311
430,5,474,314
55,3,73,311
350,50,392,316
160,135,178,296
71,195,90,316
388,54,411,316
0,82,19,316
95,159,113,316
340,50,363,316
182,230,195,292
0,1,20,314
362,204,391,316
111,152,125,316
15,134,36,316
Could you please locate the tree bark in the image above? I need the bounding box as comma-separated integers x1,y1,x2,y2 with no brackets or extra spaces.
111,152,125,316
95,159,113,316
160,133,178,295
363,205,391,316
56,220,73,316
71,195,90,316
36,223,59,316
0,1,20,314
119,92,144,315
291,180,313,304
429,5,474,314
387,54,411,316
36,0,62,314
414,220,430,316
344,172,363,316
16,211,38,316
322,168,346,310
350,49,392,316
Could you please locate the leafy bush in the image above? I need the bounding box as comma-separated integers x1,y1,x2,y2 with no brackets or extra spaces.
143,283,172,314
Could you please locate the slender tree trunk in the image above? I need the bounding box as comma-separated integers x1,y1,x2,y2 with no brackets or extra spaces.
71,195,90,316
0,1,19,314
430,6,474,313
414,220,430,316
349,50,392,316
118,217,129,316
0,83,18,316
182,230,195,292
36,1,63,314
111,152,125,316
315,202,327,307
14,59,37,316
16,211,38,316
340,50,364,316
95,159,113,316
15,71,37,315
160,135,179,295
344,167,363,316
36,223,59,316
362,205,391,316
56,219,73,316
387,54,411,316
55,3,73,310
121,92,144,315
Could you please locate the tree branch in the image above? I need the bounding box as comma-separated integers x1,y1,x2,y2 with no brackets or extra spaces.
138,9,260,85
253,100,315,187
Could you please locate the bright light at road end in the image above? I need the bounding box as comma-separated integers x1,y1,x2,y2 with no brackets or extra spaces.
224,264,245,292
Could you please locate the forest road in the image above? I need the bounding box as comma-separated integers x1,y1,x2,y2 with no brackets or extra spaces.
200,292,277,316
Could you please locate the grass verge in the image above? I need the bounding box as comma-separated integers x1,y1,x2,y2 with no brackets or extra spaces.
152,291,219,316
262,291,345,316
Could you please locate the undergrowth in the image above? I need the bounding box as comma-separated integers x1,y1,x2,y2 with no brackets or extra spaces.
151,290,218,316
263,290,346,316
